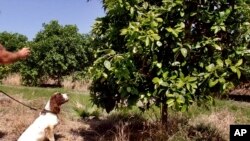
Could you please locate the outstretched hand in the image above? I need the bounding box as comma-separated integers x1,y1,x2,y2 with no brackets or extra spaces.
17,47,31,59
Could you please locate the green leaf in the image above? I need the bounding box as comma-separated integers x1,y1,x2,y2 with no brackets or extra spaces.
230,66,237,73
173,47,179,53
236,69,241,79
167,98,175,107
209,79,218,87
199,62,204,68
184,43,192,49
151,34,161,41
156,62,162,68
177,42,183,47
219,78,226,83
181,105,187,112
216,59,223,67
219,11,225,17
103,73,108,78
177,95,185,104
166,27,178,37
170,75,178,80
166,93,174,98
180,48,188,58
235,59,243,67
243,22,250,26
213,38,221,41
104,60,111,70
126,87,131,93
108,49,116,55
178,22,185,29
147,92,152,97
191,83,197,89
213,43,222,50
195,43,201,49
186,83,191,91
120,29,127,35
151,21,158,27
180,12,184,17
221,72,227,77
156,18,163,22
204,73,210,79
163,72,168,79
190,12,197,16
211,25,220,34
177,80,185,88
130,7,134,16
152,77,160,84
160,82,168,87
145,36,150,46
180,72,185,79
156,41,162,47
142,2,148,9
225,59,232,66
133,47,138,53
221,25,226,31
206,64,215,72
187,76,197,82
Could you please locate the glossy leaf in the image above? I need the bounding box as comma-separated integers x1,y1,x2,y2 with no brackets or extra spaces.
180,48,188,58
209,79,218,87
104,60,111,70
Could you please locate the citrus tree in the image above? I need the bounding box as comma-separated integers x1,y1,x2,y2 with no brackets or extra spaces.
90,0,250,127
21,20,89,86
0,32,28,51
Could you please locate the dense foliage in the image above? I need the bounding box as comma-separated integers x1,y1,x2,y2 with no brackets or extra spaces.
0,32,28,51
21,20,90,86
90,0,250,116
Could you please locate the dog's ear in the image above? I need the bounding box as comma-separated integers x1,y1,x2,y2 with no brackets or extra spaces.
50,106,60,114
50,93,61,114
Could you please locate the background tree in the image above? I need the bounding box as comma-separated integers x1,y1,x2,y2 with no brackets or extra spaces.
73,34,94,79
0,31,28,51
21,20,89,86
89,0,250,129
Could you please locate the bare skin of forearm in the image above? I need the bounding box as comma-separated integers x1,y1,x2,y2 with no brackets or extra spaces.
0,49,23,64
0,44,30,64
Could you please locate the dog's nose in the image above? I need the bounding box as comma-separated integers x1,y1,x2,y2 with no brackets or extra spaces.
62,93,69,101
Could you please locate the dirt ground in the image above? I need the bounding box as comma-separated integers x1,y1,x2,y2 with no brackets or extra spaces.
0,93,91,141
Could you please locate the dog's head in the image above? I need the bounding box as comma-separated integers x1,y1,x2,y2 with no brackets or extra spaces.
49,92,69,114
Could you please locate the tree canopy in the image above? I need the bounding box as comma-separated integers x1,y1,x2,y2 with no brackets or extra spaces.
21,20,89,86
0,32,28,51
89,0,250,118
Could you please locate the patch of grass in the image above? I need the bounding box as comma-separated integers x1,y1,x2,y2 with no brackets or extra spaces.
188,123,225,141
189,109,234,140
0,84,89,101
72,101,101,119
0,84,91,118
185,99,250,123
0,84,68,99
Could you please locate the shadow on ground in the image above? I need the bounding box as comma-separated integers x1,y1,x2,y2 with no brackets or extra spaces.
69,113,226,141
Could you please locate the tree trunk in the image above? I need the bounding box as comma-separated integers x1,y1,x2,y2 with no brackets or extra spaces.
161,94,168,139
161,101,168,131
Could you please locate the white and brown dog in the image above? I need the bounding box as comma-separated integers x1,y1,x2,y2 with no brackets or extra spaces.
18,92,69,141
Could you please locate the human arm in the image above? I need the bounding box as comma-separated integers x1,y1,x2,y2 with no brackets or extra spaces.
0,44,30,64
